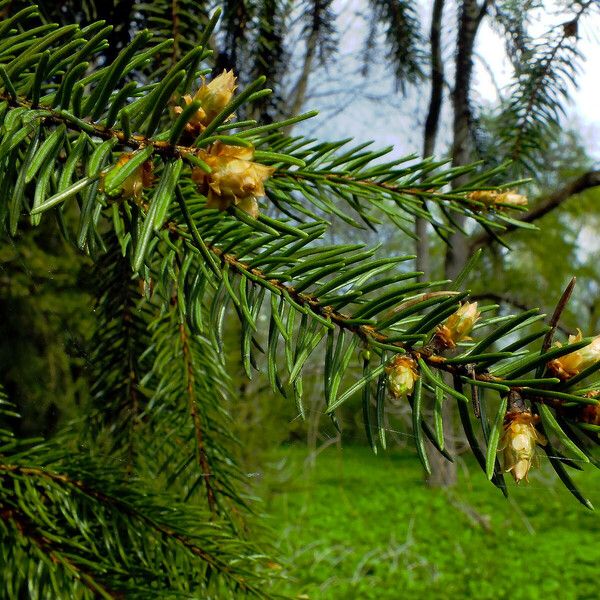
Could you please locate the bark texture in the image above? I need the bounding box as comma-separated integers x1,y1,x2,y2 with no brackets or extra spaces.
416,0,446,281
444,0,484,280
429,0,487,488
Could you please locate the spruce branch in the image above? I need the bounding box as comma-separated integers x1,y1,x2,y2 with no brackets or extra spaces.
0,88,523,238
150,203,599,503
1,502,120,600
0,463,270,596
142,290,247,513
470,170,600,250
0,387,273,598
365,0,426,92
165,202,598,400
1,2,598,522
86,241,150,467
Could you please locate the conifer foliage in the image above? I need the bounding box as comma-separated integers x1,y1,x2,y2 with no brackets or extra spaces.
0,1,599,596
494,0,597,174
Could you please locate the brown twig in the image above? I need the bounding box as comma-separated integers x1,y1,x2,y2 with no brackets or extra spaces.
542,277,577,355
178,320,217,513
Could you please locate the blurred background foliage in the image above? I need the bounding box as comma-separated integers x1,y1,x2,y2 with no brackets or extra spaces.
0,219,92,436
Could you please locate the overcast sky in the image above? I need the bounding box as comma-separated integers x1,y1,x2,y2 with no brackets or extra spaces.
296,0,600,162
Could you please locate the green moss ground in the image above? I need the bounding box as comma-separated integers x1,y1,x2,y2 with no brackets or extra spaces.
258,445,600,599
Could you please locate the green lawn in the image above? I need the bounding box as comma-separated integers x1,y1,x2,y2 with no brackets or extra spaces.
258,445,600,600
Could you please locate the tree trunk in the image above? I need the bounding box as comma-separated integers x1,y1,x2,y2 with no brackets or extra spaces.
416,0,445,281
282,29,319,134
429,0,487,488
444,0,484,279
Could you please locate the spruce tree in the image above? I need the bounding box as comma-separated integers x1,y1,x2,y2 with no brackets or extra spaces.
1,2,599,597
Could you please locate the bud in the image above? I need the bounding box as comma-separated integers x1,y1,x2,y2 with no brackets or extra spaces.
548,329,600,380
101,152,154,201
385,356,419,399
500,411,546,483
579,396,600,426
434,301,480,349
501,192,528,208
173,70,237,133
192,142,275,218
467,190,528,210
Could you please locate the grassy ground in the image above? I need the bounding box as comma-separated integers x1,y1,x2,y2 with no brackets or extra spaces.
257,445,600,600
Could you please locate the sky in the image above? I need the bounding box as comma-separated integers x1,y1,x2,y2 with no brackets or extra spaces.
296,0,600,162
475,3,600,158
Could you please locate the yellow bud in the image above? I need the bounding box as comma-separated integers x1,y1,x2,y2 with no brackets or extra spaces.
385,356,419,399
579,401,600,426
500,191,528,207
435,301,480,349
173,70,237,133
467,190,528,210
577,336,600,368
101,152,154,201
548,329,600,379
500,411,546,483
192,142,275,218
195,70,236,117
